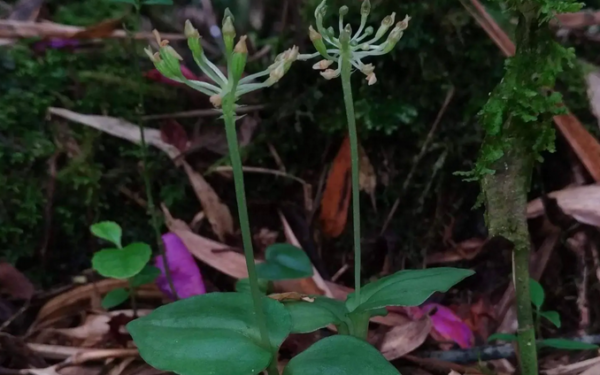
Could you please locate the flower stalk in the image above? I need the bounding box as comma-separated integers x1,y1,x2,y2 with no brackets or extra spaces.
299,0,409,325
145,13,297,374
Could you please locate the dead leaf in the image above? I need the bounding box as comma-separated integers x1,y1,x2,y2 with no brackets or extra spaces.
554,11,600,29
359,143,377,211
268,292,313,302
425,238,486,264
377,316,432,360
48,108,179,158
8,0,44,21
586,70,600,129
0,261,35,299
320,136,351,238
182,162,233,241
160,120,189,153
466,0,600,182
71,18,123,39
527,184,600,227
0,20,184,40
33,279,160,329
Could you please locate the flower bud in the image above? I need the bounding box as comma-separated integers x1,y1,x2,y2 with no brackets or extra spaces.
339,5,348,16
312,59,333,70
375,12,395,40
320,69,340,80
360,43,370,51
222,9,236,53
327,26,335,38
366,72,377,85
231,35,248,81
268,64,285,84
164,45,183,60
184,20,199,39
397,15,411,31
339,24,352,43
364,26,374,36
361,0,371,16
309,25,332,59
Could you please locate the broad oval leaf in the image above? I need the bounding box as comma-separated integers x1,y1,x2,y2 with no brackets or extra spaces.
127,292,291,375
284,297,348,333
102,288,129,309
235,278,269,294
256,243,313,280
130,265,161,288
346,267,474,313
529,279,545,309
90,221,122,248
540,338,598,351
283,335,399,375
92,242,151,279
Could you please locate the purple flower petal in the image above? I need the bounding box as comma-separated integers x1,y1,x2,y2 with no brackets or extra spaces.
155,232,206,299
422,303,474,349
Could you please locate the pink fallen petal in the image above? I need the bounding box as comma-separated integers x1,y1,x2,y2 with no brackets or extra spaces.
422,303,474,349
155,232,206,299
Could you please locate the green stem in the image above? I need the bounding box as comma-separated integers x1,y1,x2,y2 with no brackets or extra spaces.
127,279,138,316
482,141,537,375
340,48,362,302
222,95,275,374
130,3,178,300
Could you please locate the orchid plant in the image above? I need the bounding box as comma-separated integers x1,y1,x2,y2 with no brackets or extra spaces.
298,0,409,303
126,3,474,375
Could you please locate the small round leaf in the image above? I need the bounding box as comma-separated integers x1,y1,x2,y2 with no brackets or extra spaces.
90,221,122,248
256,243,313,281
283,335,399,375
102,288,130,309
130,265,161,288
92,242,151,279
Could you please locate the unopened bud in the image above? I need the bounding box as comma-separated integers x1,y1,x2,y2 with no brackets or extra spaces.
184,20,199,39
327,26,335,37
397,15,411,31
361,0,371,16
360,44,370,50
339,6,348,16
375,12,396,40
339,24,352,43
320,69,340,80
309,25,332,60
309,25,322,42
364,26,374,36
234,35,248,54
210,95,222,108
284,46,299,63
312,59,333,70
223,16,235,37
366,72,377,85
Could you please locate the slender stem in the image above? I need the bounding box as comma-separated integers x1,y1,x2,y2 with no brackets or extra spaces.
127,279,138,316
482,141,537,375
130,3,178,300
340,47,362,302
222,95,275,374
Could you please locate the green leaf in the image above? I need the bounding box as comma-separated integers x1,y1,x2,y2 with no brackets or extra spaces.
235,278,269,294
529,279,545,309
130,265,161,288
256,244,314,280
90,221,122,248
102,288,130,309
127,292,291,375
142,0,173,4
92,242,151,279
108,0,138,4
284,297,349,333
487,333,517,342
283,335,399,375
540,339,598,350
345,267,474,312
540,310,561,328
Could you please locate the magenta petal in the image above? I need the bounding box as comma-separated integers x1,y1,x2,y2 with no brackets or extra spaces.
423,303,474,349
155,232,206,299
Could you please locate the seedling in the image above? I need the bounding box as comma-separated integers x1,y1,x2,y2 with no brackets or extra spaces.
90,221,160,309
488,278,598,351
126,3,474,375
